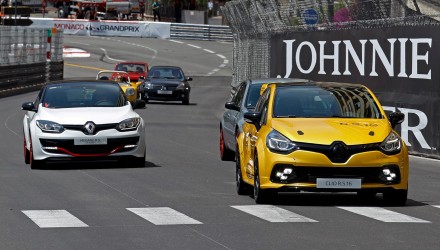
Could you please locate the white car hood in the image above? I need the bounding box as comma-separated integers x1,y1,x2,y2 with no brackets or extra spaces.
36,105,138,125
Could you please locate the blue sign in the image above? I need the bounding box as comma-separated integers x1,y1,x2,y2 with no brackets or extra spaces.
303,9,319,25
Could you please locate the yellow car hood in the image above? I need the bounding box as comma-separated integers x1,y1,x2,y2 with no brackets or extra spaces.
271,118,391,145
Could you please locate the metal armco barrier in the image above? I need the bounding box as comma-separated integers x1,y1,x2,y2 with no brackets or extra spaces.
0,63,45,98
170,23,233,42
48,61,64,81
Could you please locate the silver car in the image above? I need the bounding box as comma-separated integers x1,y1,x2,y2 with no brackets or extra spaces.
220,78,306,161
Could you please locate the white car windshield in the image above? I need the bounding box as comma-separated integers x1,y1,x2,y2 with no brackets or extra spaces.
41,82,127,108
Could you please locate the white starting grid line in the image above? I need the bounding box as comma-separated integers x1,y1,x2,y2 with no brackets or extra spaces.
232,205,318,223
21,205,437,228
22,210,88,228
127,207,202,225
338,207,431,223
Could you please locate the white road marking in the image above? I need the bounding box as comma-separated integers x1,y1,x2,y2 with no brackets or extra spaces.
410,155,440,163
4,112,21,137
231,205,318,223
433,205,440,209
203,49,215,54
127,207,202,225
100,48,125,62
216,54,226,59
187,44,202,49
22,210,88,228
338,207,431,223
95,37,158,61
169,39,184,44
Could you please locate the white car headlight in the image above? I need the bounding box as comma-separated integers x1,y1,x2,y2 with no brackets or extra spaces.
125,88,135,96
176,83,186,90
266,129,297,154
36,120,64,133
117,117,140,131
380,131,402,154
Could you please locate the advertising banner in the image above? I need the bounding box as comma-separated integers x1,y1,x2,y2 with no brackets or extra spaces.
270,26,439,157
28,18,171,38
90,21,170,38
30,18,90,35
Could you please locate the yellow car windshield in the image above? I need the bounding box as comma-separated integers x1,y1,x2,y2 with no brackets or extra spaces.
273,85,383,119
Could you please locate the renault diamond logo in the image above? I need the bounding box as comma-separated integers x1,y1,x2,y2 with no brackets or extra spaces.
330,141,348,163
83,122,96,135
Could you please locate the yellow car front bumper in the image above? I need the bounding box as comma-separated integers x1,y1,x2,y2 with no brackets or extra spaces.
258,147,409,191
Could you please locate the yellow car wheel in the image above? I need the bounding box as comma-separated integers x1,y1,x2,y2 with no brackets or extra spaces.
383,188,408,206
236,147,251,195
253,153,276,204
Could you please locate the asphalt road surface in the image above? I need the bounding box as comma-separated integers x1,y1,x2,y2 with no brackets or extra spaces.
1,36,439,250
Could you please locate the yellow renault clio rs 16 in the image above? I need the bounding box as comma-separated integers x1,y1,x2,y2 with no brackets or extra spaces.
236,81,408,205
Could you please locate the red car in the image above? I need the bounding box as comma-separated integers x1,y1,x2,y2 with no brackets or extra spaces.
114,62,149,82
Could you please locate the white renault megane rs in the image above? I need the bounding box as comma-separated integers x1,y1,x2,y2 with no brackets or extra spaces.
22,80,146,169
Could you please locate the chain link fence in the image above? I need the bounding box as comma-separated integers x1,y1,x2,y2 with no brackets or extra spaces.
222,0,440,87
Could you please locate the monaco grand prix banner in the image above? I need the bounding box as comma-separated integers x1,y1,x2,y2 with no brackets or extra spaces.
270,25,439,158
29,18,171,39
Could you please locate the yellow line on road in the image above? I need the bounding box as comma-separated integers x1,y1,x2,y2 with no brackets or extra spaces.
65,63,108,71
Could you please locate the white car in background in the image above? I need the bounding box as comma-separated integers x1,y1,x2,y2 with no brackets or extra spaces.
22,80,146,169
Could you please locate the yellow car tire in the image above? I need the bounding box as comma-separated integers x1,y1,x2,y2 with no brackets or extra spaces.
253,153,277,204
383,188,408,206
236,148,251,195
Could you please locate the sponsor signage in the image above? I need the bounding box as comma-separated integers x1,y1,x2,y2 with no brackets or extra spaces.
270,26,439,157
89,21,142,36
28,18,171,38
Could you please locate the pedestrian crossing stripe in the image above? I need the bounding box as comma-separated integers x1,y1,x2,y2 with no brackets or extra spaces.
22,205,436,227
231,205,318,222
127,207,203,225
22,210,89,228
338,207,431,223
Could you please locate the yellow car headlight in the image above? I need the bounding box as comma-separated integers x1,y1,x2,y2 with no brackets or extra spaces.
125,88,135,96
266,129,298,154
380,131,402,155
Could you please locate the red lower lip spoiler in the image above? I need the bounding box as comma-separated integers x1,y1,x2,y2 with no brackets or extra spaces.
56,146,125,157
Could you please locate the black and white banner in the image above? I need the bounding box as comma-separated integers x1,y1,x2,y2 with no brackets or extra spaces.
270,26,439,157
